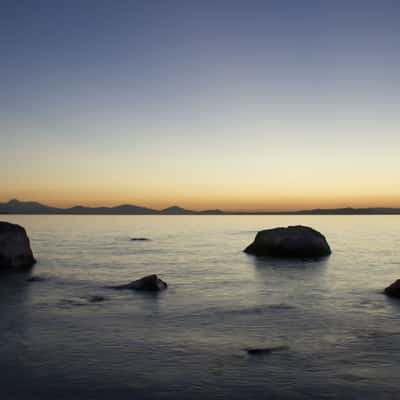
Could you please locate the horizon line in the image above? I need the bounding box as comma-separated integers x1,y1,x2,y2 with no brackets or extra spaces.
1,198,400,215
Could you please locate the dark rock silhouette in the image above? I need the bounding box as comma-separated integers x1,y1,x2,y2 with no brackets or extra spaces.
0,221,36,271
246,345,290,355
244,225,331,258
26,275,46,282
109,274,167,291
130,237,150,241
384,280,400,298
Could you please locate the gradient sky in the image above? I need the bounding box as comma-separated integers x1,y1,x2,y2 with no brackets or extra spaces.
1,0,399,211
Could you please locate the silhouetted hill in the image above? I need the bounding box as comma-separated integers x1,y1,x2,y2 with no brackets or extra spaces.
0,199,61,214
198,209,225,215
0,200,156,215
161,206,194,215
160,206,224,215
290,207,400,215
0,199,399,215
64,204,157,214
226,207,400,215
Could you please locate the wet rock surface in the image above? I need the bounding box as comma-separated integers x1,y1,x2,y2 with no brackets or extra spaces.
244,225,331,258
245,345,290,355
384,279,400,298
0,221,36,271
26,276,46,282
108,274,167,291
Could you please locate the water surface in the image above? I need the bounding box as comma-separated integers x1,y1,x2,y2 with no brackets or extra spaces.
1,215,399,399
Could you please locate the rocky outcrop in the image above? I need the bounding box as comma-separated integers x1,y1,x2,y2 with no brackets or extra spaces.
0,221,36,271
109,274,167,291
244,225,331,258
384,280,400,298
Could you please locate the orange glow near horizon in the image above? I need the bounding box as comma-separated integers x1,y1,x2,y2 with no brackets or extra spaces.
2,1,400,216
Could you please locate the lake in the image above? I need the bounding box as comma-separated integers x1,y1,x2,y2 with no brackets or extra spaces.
1,215,399,399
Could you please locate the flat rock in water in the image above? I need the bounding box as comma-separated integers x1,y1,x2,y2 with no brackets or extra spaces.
0,221,36,271
384,279,400,298
244,225,331,258
246,345,290,355
109,274,167,291
130,238,150,241
26,276,46,282
88,295,107,303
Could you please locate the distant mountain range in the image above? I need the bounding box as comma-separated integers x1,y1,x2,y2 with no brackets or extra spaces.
0,199,224,215
1,199,400,215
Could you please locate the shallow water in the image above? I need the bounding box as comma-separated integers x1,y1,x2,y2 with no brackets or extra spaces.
1,215,400,399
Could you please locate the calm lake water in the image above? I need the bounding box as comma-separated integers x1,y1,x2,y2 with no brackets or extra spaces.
1,215,400,399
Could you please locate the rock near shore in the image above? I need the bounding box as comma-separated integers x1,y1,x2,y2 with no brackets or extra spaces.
384,280,400,299
0,221,36,271
109,274,167,291
244,225,331,258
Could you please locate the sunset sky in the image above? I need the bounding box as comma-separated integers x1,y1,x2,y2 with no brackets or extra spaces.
1,0,399,211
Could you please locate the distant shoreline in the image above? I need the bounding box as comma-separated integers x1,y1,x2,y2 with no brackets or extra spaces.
1,199,400,216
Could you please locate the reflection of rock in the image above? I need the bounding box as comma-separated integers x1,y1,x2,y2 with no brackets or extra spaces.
130,237,150,241
244,225,331,258
109,274,167,291
0,222,36,271
384,279,400,298
245,345,289,355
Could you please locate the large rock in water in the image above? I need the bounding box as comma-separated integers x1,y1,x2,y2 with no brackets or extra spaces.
0,222,36,271
109,274,167,291
384,280,400,298
244,225,331,258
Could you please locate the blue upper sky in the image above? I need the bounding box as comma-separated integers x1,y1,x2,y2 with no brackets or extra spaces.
1,0,399,210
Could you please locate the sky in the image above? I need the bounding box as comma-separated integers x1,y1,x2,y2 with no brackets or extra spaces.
1,0,399,211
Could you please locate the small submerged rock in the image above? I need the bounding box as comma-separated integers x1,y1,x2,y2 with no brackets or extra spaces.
245,345,290,355
59,298,88,307
244,225,331,259
384,279,400,299
0,221,36,271
26,275,46,283
59,295,108,307
87,295,107,303
109,274,167,291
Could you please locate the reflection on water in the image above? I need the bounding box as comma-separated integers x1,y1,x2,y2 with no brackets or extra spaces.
0,215,400,399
